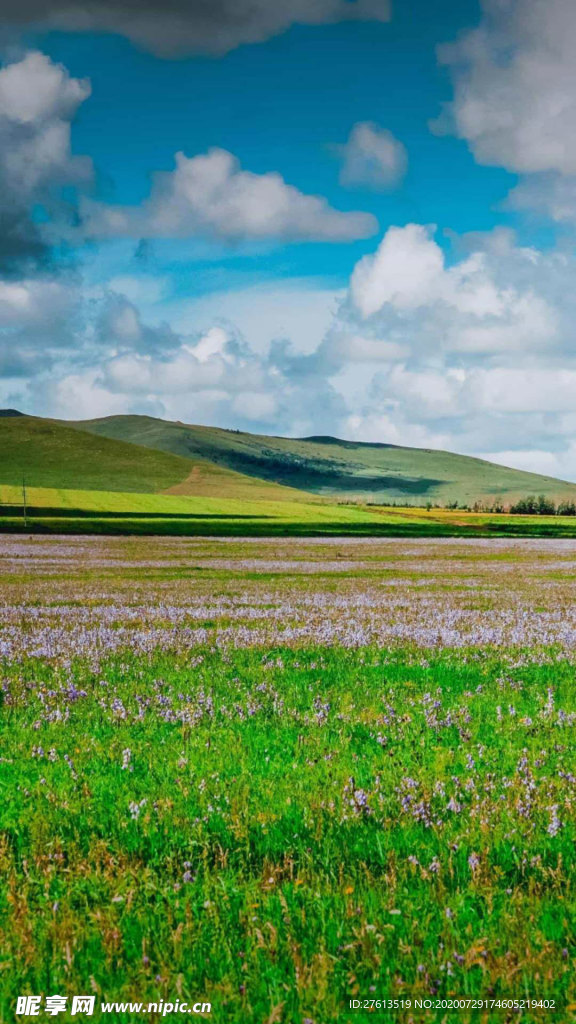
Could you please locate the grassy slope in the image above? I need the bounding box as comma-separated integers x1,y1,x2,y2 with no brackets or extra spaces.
0,416,310,502
0,416,193,493
74,414,576,506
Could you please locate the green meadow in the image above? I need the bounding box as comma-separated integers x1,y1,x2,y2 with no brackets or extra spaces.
2,482,576,537
1,535,576,1022
3,648,575,1023
2,415,576,1022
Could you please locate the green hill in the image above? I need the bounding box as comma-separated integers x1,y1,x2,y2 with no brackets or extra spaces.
71,414,576,507
0,415,311,502
0,416,194,493
3,412,576,513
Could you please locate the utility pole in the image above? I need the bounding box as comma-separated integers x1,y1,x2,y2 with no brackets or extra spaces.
22,476,27,529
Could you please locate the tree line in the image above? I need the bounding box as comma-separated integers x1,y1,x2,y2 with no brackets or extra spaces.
508,495,576,516
362,495,576,515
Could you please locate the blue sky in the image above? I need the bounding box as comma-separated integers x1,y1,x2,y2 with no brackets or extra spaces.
3,0,576,478
35,0,518,288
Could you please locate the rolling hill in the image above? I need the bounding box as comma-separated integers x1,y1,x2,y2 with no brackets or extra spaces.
3,412,576,537
0,415,311,502
70,413,576,508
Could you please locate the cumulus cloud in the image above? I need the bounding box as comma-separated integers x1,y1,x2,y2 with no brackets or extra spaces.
0,49,89,127
350,224,444,316
0,274,78,377
96,320,344,434
507,174,576,224
433,0,576,226
365,365,576,422
166,282,343,358
0,51,92,273
338,122,407,190
97,292,181,355
7,216,576,481
12,283,343,434
68,246,576,456
434,0,576,175
0,0,390,57
278,223,576,477
347,223,558,354
81,148,377,244
101,326,248,397
0,277,72,328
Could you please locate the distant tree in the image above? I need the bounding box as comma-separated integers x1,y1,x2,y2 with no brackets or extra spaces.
509,494,557,515
537,494,556,515
510,495,537,514
557,500,576,516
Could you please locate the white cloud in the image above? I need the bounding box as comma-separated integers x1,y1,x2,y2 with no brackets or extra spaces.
232,391,277,422
106,301,141,344
37,370,130,420
101,323,270,399
297,224,576,479
351,224,445,316
82,148,377,244
173,282,343,356
355,365,576,424
0,51,92,272
434,0,576,228
20,281,347,434
0,0,390,57
478,444,576,480
0,272,79,379
507,173,576,226
97,292,180,355
338,122,407,190
324,330,407,364
192,326,235,364
469,367,576,415
0,49,89,126
435,0,576,175
344,411,451,451
0,277,72,327
348,224,558,354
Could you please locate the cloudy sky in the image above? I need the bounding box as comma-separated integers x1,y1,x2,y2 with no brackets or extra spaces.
3,0,576,478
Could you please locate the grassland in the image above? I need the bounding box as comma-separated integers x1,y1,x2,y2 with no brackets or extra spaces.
1,536,576,1022
0,482,391,536
4,415,576,539
0,416,193,493
0,416,310,502
73,413,576,507
3,483,576,537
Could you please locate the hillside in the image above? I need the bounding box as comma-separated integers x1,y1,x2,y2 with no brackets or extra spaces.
0,416,193,494
0,415,308,501
72,414,576,507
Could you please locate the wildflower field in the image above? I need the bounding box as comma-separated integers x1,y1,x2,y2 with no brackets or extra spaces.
1,535,576,1023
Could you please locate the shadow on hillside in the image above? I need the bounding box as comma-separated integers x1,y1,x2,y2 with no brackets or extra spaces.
201,449,446,495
